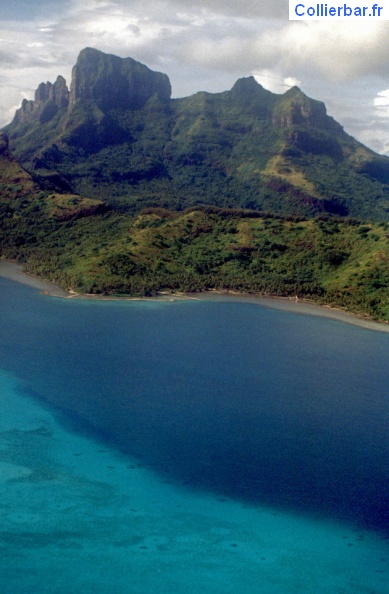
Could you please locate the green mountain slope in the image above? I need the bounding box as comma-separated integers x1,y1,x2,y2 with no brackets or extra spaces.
1,50,388,320
0,131,106,253
3,48,389,220
0,132,388,320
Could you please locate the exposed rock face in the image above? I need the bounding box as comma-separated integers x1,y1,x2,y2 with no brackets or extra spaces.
4,47,389,222
13,76,70,125
35,75,69,108
12,48,171,129
271,86,332,128
68,47,171,111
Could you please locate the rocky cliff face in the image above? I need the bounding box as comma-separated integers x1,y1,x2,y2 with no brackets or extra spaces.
69,47,171,111
271,86,340,129
12,48,171,128
4,48,389,221
8,49,340,137
14,76,70,125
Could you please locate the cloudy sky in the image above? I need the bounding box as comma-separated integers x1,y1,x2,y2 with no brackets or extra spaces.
1,0,389,154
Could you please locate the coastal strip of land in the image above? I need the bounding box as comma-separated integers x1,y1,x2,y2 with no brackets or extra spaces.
0,260,70,298
0,260,388,333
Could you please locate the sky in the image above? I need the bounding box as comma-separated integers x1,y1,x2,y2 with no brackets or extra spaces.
1,0,389,154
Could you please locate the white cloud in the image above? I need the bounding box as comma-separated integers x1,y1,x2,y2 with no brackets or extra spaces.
0,0,388,154
253,70,301,94
374,88,389,115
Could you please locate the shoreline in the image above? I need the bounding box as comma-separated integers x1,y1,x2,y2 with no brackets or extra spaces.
1,260,388,333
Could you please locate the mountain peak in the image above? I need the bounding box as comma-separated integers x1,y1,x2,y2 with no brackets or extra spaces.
11,49,172,127
4,48,389,222
230,76,273,98
272,84,332,128
69,48,171,111
285,85,302,94
13,75,69,125
232,76,263,91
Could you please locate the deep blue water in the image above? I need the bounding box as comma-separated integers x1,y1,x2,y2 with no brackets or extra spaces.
0,276,388,593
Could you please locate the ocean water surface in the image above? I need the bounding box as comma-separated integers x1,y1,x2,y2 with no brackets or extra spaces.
0,276,388,593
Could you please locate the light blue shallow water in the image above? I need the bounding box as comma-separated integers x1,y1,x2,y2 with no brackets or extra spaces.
0,277,388,593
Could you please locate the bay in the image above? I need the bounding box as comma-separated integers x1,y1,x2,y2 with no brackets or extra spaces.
0,275,388,593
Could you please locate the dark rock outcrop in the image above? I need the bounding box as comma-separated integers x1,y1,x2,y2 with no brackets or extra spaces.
12,48,171,128
271,86,340,129
13,76,70,125
3,48,389,221
69,47,171,111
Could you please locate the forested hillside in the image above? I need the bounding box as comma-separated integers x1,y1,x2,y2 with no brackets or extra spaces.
4,48,389,221
1,50,388,320
1,141,387,320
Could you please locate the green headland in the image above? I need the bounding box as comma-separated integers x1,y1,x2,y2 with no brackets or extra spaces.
1,48,388,320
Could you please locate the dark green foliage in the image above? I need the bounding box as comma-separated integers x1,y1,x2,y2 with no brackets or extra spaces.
105,253,145,277
1,51,388,320
3,49,389,221
1,182,387,320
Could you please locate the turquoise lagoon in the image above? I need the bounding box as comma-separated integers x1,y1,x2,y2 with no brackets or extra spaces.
0,276,388,593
